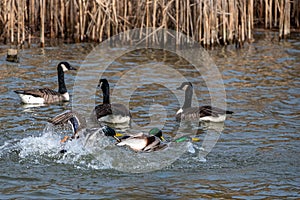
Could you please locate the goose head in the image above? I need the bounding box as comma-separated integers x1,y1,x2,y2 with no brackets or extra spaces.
177,82,193,91
97,78,109,90
58,61,77,72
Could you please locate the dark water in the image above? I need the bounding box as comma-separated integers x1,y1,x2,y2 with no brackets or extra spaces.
0,32,299,199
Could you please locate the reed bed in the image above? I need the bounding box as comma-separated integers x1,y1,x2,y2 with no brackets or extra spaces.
0,0,299,47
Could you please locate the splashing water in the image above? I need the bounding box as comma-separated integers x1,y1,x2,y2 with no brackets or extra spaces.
0,123,203,172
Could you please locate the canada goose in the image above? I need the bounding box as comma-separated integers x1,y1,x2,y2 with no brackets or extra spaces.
14,62,76,104
93,79,131,124
176,82,233,122
116,128,167,152
48,110,121,143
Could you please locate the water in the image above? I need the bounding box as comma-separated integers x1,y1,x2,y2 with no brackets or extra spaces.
0,32,299,199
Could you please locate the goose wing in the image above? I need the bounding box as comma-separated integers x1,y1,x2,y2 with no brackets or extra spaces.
94,104,113,119
14,88,60,98
177,107,201,120
199,106,233,117
111,103,131,117
177,106,232,120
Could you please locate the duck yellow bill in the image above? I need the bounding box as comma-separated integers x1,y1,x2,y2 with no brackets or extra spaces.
160,136,166,141
115,132,123,137
191,137,200,142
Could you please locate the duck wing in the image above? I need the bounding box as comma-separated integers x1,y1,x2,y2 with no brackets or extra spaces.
49,110,77,125
116,133,149,151
142,136,166,152
48,110,87,133
117,133,165,152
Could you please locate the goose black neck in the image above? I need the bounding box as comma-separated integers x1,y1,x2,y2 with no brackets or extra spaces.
183,86,193,109
102,84,110,104
57,66,67,94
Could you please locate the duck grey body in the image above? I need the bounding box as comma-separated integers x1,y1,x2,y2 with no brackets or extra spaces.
49,110,120,141
116,128,167,152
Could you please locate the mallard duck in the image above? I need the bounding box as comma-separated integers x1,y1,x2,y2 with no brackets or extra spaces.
176,82,233,122
48,110,120,143
93,79,131,124
116,128,167,152
14,62,76,104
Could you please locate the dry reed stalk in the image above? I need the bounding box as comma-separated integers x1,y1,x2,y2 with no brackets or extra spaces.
2,0,7,43
228,0,235,43
82,0,88,40
186,0,190,43
98,6,105,42
198,1,203,44
112,0,118,36
269,0,273,29
222,0,227,44
211,0,217,45
0,0,299,47
295,0,300,27
284,0,290,36
204,1,209,46
241,0,246,45
50,0,53,38
152,0,157,42
61,0,65,38
40,0,45,47
10,0,14,43
21,0,25,44
265,0,268,28
123,0,127,38
279,0,284,38
248,0,253,41
54,0,58,37
274,0,278,26
69,0,73,39
175,0,179,45
17,0,20,44
73,0,79,42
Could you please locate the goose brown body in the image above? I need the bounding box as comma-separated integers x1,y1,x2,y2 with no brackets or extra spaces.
176,82,233,122
94,79,131,124
14,62,76,104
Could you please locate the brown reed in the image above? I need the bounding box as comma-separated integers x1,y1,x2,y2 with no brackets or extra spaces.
0,0,299,47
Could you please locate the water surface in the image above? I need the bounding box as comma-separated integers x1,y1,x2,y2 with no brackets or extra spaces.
0,32,299,199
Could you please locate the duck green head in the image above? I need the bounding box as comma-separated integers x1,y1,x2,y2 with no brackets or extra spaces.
101,125,120,142
149,128,165,141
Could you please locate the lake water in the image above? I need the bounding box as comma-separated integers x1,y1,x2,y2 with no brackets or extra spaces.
0,32,299,199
